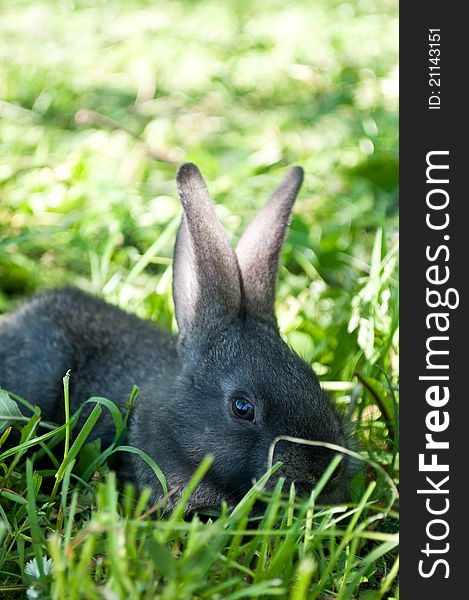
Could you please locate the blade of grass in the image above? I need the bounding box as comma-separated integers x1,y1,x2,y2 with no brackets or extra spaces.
51,405,102,501
120,214,180,295
289,557,317,600
111,445,167,496
0,419,76,461
25,459,45,578
84,396,123,445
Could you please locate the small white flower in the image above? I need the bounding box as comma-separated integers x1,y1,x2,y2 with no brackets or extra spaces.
25,556,54,579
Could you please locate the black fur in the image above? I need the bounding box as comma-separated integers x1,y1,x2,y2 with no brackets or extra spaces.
0,164,355,511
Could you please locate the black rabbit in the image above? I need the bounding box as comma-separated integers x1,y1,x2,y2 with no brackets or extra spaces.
0,164,354,511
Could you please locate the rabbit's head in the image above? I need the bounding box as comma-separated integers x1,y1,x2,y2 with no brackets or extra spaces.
142,164,354,512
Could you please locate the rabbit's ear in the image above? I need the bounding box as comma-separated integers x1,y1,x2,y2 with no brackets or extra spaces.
236,167,304,323
173,163,241,339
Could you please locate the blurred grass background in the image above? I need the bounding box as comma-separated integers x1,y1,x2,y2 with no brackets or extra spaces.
0,0,398,404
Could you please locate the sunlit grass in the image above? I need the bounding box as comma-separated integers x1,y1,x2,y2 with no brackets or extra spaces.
0,390,398,599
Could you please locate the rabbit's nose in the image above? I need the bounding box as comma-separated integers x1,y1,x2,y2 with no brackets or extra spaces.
272,440,338,485
292,479,317,497
296,474,318,486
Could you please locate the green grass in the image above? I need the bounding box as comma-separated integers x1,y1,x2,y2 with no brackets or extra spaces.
0,0,398,597
0,398,398,599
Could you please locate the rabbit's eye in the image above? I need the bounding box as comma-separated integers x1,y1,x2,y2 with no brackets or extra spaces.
230,397,255,421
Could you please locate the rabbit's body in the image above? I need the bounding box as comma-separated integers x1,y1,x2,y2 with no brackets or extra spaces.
0,164,355,511
0,287,178,445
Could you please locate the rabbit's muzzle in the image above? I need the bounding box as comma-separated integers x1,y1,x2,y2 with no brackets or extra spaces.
270,440,344,497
